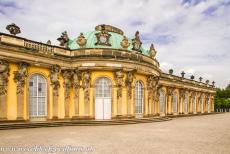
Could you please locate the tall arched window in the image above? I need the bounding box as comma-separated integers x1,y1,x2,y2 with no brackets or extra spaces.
172,92,177,113
135,81,144,114
29,74,47,118
159,90,165,113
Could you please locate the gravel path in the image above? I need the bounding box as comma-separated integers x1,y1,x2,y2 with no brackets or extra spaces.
0,113,229,154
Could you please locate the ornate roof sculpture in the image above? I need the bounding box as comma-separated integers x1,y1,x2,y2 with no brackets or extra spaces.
6,23,21,36
68,24,151,56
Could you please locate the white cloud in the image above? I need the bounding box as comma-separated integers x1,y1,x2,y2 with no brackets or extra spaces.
0,0,229,88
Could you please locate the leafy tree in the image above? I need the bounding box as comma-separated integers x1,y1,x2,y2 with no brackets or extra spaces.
215,85,230,110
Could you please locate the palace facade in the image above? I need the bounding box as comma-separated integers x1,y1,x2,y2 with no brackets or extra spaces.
0,24,216,121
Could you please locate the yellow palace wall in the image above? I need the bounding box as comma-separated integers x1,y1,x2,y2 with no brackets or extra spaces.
3,62,215,121
5,63,149,120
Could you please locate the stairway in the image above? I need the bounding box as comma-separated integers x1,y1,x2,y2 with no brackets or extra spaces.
0,117,171,130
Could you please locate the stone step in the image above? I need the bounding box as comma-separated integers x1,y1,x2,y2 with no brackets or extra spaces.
0,117,171,130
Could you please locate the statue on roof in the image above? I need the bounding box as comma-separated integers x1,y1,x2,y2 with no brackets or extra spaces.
6,23,21,36
57,31,69,48
132,31,142,52
149,43,157,59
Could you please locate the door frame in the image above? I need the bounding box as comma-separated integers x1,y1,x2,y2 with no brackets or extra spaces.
27,73,49,121
94,77,112,120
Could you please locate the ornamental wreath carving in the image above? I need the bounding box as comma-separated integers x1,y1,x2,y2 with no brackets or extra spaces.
0,60,9,95
14,62,29,94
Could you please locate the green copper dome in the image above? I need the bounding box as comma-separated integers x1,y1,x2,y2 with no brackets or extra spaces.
68,25,150,56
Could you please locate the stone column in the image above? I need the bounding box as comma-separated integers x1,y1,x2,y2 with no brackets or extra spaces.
193,93,197,114
189,93,193,114
50,65,61,120
179,89,185,114
73,69,81,117
114,70,124,117
14,62,29,120
125,70,135,117
0,60,9,120
82,70,91,116
211,96,214,112
62,70,72,119
167,87,173,115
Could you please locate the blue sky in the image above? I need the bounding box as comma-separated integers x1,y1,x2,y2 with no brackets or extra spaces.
0,0,230,88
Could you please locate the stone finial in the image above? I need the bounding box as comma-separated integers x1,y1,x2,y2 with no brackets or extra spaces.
199,77,203,82
149,43,157,59
76,33,87,48
181,71,185,78
46,40,51,45
169,69,173,75
212,81,215,87
205,80,209,84
6,23,21,36
57,31,69,48
190,75,195,80
120,36,130,49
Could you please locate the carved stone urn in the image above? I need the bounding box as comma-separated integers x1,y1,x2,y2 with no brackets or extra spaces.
6,23,21,35
76,33,87,48
120,36,130,49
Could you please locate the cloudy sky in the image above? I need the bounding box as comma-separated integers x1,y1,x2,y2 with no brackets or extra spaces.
0,0,229,88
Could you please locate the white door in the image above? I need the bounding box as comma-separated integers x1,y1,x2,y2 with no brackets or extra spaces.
95,78,112,120
29,74,47,120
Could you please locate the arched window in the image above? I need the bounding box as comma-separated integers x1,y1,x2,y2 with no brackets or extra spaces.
95,77,111,98
135,81,144,114
159,90,165,113
29,74,47,118
95,77,112,120
172,92,177,113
